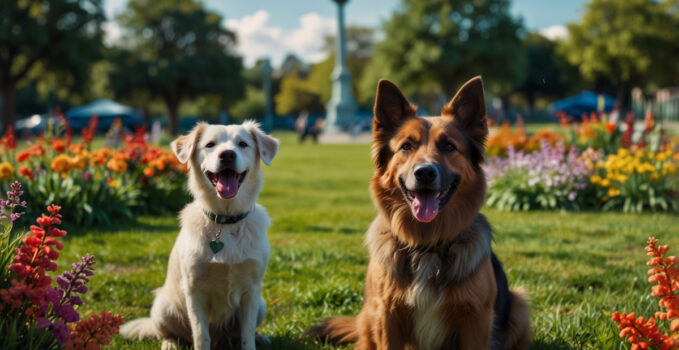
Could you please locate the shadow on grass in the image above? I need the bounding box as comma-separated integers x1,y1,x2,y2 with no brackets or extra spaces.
64,215,178,236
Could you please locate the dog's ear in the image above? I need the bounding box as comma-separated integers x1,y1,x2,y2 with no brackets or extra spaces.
442,76,488,165
372,79,417,169
171,123,206,164
244,120,279,166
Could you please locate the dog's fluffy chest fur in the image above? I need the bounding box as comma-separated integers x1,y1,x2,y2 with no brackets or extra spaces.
366,214,493,349
172,202,271,315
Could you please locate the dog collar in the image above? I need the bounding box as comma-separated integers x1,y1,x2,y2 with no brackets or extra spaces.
203,210,250,225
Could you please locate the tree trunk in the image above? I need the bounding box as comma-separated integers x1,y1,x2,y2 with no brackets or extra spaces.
526,90,536,119
167,101,179,135
617,85,630,117
1,83,16,134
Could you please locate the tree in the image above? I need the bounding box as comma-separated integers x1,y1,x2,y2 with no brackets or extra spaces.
110,0,243,134
0,0,104,131
516,33,576,114
559,0,678,110
360,0,525,108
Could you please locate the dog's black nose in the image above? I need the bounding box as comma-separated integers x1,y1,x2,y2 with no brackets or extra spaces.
220,150,236,161
414,164,438,184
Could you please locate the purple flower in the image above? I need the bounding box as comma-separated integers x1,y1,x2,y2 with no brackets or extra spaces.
484,141,593,206
43,254,96,337
0,181,26,223
50,321,71,344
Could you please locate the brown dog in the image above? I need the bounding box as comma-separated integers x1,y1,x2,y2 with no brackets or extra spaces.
310,77,531,349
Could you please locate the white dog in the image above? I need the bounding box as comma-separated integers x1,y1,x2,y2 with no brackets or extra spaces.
120,121,279,350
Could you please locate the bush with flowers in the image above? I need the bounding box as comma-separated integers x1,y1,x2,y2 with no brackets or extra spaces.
484,110,678,212
0,113,189,225
611,237,679,350
484,140,594,210
0,181,124,350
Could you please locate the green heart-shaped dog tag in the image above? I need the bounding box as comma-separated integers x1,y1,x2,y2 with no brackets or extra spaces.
209,240,224,254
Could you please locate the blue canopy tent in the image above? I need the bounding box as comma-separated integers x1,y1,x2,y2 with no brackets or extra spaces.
553,91,616,119
66,99,143,131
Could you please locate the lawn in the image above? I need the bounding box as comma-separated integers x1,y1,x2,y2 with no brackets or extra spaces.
47,132,678,349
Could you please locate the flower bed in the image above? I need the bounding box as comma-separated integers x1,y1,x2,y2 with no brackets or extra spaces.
0,116,189,225
0,182,124,350
485,111,678,212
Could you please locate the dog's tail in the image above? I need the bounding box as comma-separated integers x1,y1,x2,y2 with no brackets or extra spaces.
119,317,160,340
307,316,358,344
503,288,532,350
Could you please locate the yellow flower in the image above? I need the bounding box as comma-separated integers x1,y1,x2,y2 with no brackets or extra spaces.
107,178,118,187
607,188,621,197
51,154,72,173
600,178,611,187
663,163,676,176
0,162,14,180
590,175,602,184
616,174,628,183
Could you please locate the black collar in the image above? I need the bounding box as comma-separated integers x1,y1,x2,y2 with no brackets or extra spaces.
203,209,250,225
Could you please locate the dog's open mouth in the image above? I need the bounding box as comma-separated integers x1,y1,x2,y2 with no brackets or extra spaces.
399,178,457,223
206,169,247,199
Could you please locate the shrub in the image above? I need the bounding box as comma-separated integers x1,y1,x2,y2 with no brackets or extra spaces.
1,116,189,226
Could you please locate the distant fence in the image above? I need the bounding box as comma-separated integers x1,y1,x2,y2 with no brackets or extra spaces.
633,88,679,123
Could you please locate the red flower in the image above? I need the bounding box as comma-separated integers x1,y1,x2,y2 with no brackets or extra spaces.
18,166,35,180
65,311,125,350
52,139,67,153
0,125,17,150
81,115,98,146
0,204,67,316
17,150,30,162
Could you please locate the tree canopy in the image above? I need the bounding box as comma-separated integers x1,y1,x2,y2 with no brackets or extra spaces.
360,0,525,109
0,0,104,131
559,0,679,107
109,0,243,134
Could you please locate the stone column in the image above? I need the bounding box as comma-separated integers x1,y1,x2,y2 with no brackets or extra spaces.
325,0,357,133
261,58,274,133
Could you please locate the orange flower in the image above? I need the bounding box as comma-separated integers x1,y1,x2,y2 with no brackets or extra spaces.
51,138,67,153
106,178,117,187
605,122,616,134
106,158,127,173
18,166,34,180
29,144,46,157
68,144,85,154
89,148,110,166
17,150,30,163
143,168,155,177
51,154,72,173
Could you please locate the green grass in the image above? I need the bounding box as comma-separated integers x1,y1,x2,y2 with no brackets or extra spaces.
46,132,678,349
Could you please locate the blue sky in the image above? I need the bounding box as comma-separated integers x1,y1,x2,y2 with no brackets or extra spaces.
104,0,589,66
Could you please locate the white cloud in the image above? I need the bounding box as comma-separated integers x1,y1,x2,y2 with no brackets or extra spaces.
539,25,568,41
225,10,336,67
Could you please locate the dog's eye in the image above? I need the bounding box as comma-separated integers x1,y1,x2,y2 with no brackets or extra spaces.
205,142,215,148
400,142,412,151
238,141,248,148
443,142,457,153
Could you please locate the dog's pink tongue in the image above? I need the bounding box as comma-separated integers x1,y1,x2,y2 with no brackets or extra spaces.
412,191,439,223
216,171,239,199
